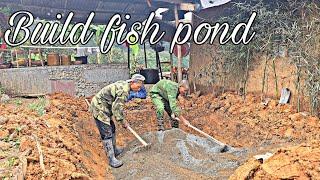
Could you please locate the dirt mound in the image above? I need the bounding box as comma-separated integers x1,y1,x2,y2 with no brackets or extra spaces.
118,92,320,179
112,129,248,179
122,93,320,149
1,91,319,179
178,92,320,147
230,141,320,179
0,94,111,179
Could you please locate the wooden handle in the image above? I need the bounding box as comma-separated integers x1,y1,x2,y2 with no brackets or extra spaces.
174,117,225,146
85,99,149,146
85,99,90,106
85,99,91,112
187,124,226,146
127,125,148,146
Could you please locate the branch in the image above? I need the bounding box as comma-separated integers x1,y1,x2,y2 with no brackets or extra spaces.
32,134,45,172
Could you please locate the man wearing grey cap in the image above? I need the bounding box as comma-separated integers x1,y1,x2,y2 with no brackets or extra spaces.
90,74,145,168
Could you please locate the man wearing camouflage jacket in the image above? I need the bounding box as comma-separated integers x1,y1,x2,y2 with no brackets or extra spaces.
150,79,190,131
90,74,145,168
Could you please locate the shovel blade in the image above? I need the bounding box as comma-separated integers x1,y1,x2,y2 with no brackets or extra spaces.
131,144,152,154
220,145,231,153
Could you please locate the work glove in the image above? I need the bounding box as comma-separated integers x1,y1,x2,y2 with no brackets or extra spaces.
171,114,177,120
171,114,191,126
121,120,129,129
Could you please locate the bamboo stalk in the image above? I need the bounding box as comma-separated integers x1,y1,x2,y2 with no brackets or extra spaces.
296,58,301,113
243,47,251,100
272,57,279,98
261,54,269,101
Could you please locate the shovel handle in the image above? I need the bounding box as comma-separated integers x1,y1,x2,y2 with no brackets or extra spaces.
85,99,90,106
127,125,149,146
85,99,148,146
173,117,225,146
187,124,226,147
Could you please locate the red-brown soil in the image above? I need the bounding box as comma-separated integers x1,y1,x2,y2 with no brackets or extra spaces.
0,94,111,179
1,92,319,179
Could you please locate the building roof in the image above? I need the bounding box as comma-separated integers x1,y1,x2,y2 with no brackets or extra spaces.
0,0,200,24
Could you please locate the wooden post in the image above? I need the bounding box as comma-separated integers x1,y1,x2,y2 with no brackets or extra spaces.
39,49,44,66
127,45,131,74
170,52,174,81
174,5,182,82
28,49,32,67
144,43,147,68
156,50,163,79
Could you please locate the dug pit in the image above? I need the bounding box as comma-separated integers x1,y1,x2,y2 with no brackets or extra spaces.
112,129,248,179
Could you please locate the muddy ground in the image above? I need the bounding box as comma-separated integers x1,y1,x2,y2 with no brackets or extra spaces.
0,92,319,179
113,129,248,179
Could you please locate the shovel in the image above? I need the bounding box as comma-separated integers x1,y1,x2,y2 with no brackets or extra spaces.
127,125,151,153
174,117,232,152
85,99,151,153
186,123,231,152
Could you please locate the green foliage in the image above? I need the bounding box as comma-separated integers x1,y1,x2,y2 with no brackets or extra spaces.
28,97,48,116
0,84,5,95
13,99,23,106
209,0,319,115
7,157,18,167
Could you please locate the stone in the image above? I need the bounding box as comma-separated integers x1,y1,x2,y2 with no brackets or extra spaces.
71,173,90,180
0,116,8,125
0,94,10,103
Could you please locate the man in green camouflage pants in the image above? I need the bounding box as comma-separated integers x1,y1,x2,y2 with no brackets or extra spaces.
150,79,191,131
90,74,145,168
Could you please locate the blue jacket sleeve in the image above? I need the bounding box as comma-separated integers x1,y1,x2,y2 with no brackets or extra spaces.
127,86,147,101
136,87,147,99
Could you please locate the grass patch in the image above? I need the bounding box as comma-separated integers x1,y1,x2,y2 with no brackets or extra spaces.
28,97,49,116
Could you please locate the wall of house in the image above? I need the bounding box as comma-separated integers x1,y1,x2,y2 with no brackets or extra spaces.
0,64,129,97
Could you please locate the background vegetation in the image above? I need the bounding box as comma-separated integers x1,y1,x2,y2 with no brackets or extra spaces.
199,0,319,116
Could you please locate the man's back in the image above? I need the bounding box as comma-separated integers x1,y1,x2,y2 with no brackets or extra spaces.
92,81,130,109
151,80,179,101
